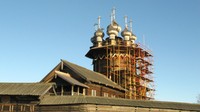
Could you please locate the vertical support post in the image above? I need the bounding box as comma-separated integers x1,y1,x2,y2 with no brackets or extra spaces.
106,45,109,78
118,42,120,84
1,105,4,111
83,88,86,95
20,105,23,111
124,66,126,99
23,106,25,111
71,85,74,96
32,105,35,112
77,87,80,95
12,105,14,112
133,48,136,100
129,47,132,99
61,85,64,96
9,104,13,112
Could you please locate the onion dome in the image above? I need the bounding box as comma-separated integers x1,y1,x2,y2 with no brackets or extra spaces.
91,28,104,47
107,20,121,39
130,32,137,44
121,27,132,41
91,16,105,46
95,28,104,38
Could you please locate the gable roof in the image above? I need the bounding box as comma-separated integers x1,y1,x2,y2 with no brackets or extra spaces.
0,83,54,96
40,96,200,111
61,59,124,91
55,71,89,88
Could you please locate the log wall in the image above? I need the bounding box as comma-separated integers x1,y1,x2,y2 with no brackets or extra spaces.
0,104,197,112
39,104,195,112
86,83,124,98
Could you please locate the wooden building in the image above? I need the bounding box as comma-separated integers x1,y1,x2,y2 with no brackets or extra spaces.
0,60,200,111
0,8,200,112
41,59,125,98
86,9,155,100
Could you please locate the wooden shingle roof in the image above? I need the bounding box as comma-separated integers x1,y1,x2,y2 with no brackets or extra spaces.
0,83,54,96
61,59,125,91
40,96,200,111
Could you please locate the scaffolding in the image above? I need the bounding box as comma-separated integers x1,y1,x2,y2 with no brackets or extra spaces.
87,38,155,100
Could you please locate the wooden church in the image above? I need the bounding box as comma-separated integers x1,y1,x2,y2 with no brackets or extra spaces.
0,8,200,112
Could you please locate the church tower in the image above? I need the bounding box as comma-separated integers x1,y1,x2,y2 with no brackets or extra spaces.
86,8,154,100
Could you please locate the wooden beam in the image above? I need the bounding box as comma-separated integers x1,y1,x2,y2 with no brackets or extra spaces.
61,85,64,96
77,87,80,95
53,86,57,96
83,88,85,95
71,85,74,96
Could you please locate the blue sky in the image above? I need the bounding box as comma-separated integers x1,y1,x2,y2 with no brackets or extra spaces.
0,0,200,103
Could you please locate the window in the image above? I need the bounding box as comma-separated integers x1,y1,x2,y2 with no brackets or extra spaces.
91,90,96,96
103,92,109,97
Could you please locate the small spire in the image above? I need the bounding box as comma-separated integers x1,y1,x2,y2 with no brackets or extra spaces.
111,7,116,24
129,19,133,32
112,7,116,20
97,16,101,29
124,15,128,28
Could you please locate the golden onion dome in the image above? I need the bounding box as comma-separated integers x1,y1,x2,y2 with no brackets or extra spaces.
130,33,137,41
106,20,121,36
121,27,131,38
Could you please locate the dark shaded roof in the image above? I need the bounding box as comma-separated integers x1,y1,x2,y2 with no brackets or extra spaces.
55,71,89,88
40,96,200,111
0,83,54,96
61,59,124,91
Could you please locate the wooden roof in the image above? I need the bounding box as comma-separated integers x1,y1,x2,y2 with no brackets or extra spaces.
40,96,200,111
61,59,125,91
41,59,124,91
0,83,54,96
55,71,89,88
